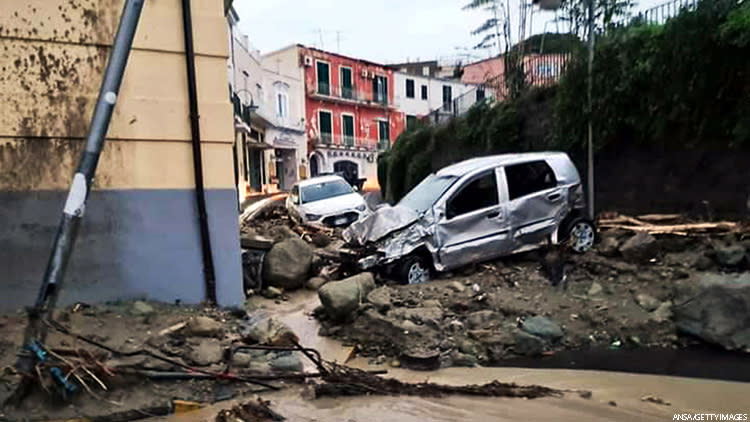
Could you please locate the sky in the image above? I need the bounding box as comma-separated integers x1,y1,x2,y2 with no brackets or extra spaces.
235,0,669,65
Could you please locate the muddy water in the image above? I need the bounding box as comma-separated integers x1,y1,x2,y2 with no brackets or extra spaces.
166,292,750,421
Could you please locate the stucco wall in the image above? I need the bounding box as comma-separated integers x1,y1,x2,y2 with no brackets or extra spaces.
393,72,485,118
0,0,242,310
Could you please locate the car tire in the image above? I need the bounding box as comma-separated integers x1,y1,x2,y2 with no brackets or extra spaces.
562,217,597,253
398,255,430,285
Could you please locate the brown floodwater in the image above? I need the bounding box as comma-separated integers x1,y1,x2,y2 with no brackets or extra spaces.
164,291,750,422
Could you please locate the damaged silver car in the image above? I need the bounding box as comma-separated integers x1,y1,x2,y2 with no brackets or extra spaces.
342,152,596,284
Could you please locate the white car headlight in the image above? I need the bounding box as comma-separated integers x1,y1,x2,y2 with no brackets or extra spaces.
304,213,321,221
356,204,367,212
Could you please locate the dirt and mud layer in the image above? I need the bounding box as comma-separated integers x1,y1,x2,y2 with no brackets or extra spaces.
313,231,750,368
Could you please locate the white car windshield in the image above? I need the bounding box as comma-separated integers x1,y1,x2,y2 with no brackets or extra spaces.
398,174,458,213
301,180,353,203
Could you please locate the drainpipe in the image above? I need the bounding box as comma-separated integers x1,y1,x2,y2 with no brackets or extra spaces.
181,0,218,304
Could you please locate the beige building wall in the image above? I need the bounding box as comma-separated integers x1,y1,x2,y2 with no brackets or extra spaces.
0,0,235,191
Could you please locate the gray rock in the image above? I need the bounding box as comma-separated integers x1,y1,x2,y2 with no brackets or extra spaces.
242,316,298,346
263,237,313,289
131,301,154,316
520,316,564,342
514,330,546,356
262,286,283,299
318,272,376,320
619,233,658,263
588,282,603,297
390,306,444,328
635,293,661,312
447,281,466,293
450,351,479,367
268,225,298,243
367,287,393,313
458,339,482,356
695,255,715,271
598,235,620,257
185,316,223,337
466,310,501,329
305,277,328,291
187,338,223,366
269,354,303,372
673,273,750,351
650,301,673,323
422,299,442,309
714,244,747,267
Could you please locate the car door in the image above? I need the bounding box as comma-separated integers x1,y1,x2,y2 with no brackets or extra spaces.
435,168,512,270
503,160,567,247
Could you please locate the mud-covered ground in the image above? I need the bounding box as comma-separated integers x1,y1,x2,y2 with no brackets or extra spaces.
310,231,749,368
0,302,305,420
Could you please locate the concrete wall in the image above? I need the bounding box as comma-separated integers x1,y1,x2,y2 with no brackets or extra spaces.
0,0,243,310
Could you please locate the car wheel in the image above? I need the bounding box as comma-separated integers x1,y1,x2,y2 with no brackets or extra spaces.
564,218,596,253
399,255,430,285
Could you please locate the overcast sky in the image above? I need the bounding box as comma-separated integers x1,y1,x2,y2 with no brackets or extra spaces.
235,0,669,64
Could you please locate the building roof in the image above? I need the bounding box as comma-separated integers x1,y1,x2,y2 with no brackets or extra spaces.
263,44,391,69
437,152,570,177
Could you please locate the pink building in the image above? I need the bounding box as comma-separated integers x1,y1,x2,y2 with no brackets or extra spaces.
462,54,569,100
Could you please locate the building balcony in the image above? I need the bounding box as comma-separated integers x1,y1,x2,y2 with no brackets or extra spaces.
307,84,393,109
312,134,378,152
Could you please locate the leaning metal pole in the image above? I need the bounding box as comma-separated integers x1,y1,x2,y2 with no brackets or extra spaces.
9,0,146,404
586,0,596,220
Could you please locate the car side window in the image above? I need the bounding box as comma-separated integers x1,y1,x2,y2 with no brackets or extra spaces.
504,160,557,201
446,171,499,218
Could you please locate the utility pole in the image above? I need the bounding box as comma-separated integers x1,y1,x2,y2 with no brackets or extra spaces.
586,0,596,220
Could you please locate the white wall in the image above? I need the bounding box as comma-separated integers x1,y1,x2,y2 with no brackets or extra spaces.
393,72,492,119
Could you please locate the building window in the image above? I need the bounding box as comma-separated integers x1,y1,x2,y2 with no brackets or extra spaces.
405,79,415,98
422,65,430,76
476,87,485,102
442,85,452,112
316,61,330,95
340,66,353,99
377,120,390,151
373,75,388,104
342,114,355,146
318,110,332,144
276,92,288,118
421,85,428,100
406,115,418,130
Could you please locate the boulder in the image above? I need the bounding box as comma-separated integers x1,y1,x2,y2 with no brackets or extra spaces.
305,277,328,291
447,281,466,293
514,330,546,356
587,282,603,297
310,233,332,248
619,233,658,263
714,244,747,267
242,316,299,346
390,306,444,326
598,234,620,258
263,237,313,289
635,293,661,312
131,301,154,316
318,273,376,320
520,316,563,342
366,287,393,313
650,301,673,323
262,286,283,299
269,353,303,372
267,225,298,243
466,310,501,329
450,351,479,367
186,338,223,366
185,316,223,337
673,273,750,351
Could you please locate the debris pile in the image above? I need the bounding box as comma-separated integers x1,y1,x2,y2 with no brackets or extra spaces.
216,397,285,422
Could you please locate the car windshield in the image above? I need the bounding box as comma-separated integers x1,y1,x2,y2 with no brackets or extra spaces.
300,180,353,203
398,174,458,213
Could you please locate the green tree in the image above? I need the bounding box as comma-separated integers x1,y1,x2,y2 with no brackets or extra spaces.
464,0,512,55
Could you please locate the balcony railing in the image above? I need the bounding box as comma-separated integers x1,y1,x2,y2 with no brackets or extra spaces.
313,133,377,151
308,84,390,107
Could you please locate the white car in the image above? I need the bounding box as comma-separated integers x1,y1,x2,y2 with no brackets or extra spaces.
286,175,368,227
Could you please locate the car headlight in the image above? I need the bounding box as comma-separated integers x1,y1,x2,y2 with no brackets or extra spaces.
356,204,367,212
304,213,321,221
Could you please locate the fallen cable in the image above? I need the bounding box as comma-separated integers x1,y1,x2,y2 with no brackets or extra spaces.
44,319,279,391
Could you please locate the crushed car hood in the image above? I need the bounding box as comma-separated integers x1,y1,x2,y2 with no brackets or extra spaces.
343,204,419,246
